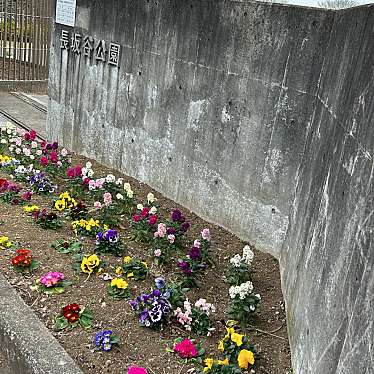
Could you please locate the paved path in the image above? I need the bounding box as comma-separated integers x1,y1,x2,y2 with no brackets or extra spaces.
0,92,47,138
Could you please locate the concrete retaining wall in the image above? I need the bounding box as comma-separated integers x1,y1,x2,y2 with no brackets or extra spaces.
47,1,374,373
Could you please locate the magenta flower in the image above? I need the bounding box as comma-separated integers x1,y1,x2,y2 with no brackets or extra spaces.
128,367,148,374
174,339,198,358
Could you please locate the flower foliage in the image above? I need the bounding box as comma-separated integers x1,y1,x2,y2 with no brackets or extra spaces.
121,256,148,281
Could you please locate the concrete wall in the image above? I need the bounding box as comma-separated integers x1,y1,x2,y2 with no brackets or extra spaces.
47,1,374,373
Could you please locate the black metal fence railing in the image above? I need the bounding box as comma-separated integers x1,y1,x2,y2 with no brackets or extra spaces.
0,0,52,81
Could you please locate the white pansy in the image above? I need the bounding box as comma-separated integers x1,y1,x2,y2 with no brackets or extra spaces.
123,182,131,191
137,204,144,210
29,155,35,160
116,178,123,185
116,193,124,200
1,139,7,144
126,189,134,198
150,206,157,215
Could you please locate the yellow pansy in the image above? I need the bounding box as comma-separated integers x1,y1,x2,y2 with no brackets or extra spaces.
0,236,12,249
224,327,235,340
123,256,132,264
231,332,244,347
111,278,128,289
23,205,39,214
0,155,12,163
80,254,101,274
115,266,123,275
203,358,214,372
237,349,255,369
141,261,148,268
59,191,70,199
127,272,134,278
218,340,225,352
54,199,66,212
217,358,229,365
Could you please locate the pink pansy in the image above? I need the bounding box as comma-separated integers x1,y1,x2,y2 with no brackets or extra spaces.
94,201,102,209
193,240,201,248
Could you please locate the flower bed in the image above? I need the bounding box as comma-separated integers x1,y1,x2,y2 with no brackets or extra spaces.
0,123,291,373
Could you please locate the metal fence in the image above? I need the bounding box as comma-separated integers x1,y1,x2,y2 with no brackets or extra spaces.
0,0,52,81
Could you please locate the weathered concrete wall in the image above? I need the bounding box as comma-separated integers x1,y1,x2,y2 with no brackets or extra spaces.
47,0,336,257
47,1,373,373
281,6,374,373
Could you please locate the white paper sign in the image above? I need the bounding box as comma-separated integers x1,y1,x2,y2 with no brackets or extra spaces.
56,0,77,27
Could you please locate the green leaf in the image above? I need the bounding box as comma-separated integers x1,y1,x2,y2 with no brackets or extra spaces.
54,316,69,331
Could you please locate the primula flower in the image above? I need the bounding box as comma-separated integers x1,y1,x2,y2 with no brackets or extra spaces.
173,339,198,358
40,272,65,288
128,367,148,374
237,349,255,369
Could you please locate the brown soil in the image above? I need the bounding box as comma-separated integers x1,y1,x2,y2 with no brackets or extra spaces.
0,154,291,374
